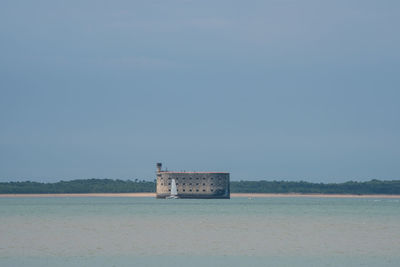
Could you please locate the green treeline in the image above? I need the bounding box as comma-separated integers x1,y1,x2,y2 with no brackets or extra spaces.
231,180,400,194
0,179,155,194
0,179,399,194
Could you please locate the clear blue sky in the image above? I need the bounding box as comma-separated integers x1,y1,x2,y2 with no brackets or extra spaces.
1,0,399,182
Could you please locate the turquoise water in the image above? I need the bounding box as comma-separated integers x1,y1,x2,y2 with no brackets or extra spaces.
1,197,399,266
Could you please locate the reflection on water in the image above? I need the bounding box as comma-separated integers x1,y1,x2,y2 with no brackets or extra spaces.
0,197,399,266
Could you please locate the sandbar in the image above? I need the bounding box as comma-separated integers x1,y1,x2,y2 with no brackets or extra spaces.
231,193,400,198
0,193,155,198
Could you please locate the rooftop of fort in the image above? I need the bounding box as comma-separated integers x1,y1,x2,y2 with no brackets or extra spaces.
158,171,229,174
156,163,228,174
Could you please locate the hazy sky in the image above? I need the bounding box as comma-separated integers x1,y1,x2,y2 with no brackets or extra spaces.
1,0,399,182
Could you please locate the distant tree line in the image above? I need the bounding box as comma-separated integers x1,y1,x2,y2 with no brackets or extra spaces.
0,179,399,194
0,179,155,194
231,179,400,194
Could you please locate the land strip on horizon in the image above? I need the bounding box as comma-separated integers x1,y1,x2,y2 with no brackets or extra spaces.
1,193,400,198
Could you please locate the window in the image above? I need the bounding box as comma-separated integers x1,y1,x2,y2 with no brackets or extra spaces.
203,177,205,180
211,189,214,192
176,183,179,185
189,183,192,185
202,183,205,186
202,189,206,192
168,183,171,185
168,189,171,191
183,189,185,192
196,189,199,192
211,183,213,186
161,183,163,186
189,189,192,192
196,183,199,186
196,177,199,180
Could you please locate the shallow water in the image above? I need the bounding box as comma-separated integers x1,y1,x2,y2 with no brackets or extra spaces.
1,197,399,266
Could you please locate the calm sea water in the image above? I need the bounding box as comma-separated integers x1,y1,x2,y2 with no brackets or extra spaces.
0,197,399,266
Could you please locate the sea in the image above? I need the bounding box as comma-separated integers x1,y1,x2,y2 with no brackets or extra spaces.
0,196,399,266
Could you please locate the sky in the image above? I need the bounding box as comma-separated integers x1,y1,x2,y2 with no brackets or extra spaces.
1,0,399,182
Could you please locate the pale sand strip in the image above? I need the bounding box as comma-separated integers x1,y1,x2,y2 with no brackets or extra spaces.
0,193,399,198
0,193,156,198
231,193,400,199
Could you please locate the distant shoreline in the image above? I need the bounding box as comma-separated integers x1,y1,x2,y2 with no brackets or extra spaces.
2,179,399,195
0,193,399,198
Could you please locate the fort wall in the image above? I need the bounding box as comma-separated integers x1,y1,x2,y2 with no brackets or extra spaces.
156,164,230,199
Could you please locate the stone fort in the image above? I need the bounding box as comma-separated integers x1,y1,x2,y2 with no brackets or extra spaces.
156,163,230,199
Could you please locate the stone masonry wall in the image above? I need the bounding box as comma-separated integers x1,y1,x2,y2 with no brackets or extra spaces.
156,172,230,199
